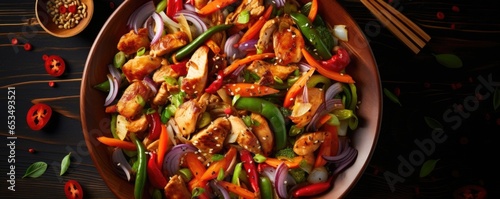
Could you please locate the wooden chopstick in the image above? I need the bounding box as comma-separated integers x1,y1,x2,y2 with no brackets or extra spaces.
360,0,430,54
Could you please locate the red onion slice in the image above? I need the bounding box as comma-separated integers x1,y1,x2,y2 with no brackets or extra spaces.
162,144,197,177
210,180,231,199
149,12,164,44
107,64,122,87
174,10,208,38
112,148,133,181
275,162,290,199
104,74,119,106
130,1,155,34
142,76,158,95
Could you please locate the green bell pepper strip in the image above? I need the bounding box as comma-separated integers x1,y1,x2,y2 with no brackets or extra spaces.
130,133,147,199
290,12,332,60
234,97,287,150
306,74,332,90
259,176,273,199
173,24,233,61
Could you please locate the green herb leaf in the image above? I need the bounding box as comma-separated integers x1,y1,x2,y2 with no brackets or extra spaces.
383,88,402,106
494,88,500,110
23,161,48,178
433,53,463,68
424,116,443,129
420,159,440,177
60,152,71,176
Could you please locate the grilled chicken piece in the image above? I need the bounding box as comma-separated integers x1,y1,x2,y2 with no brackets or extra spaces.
181,46,209,99
250,113,274,156
117,28,150,55
256,18,278,53
293,131,326,156
150,31,189,57
152,82,169,106
289,87,325,128
228,115,263,155
164,175,191,199
122,55,162,82
126,113,148,134
273,19,304,65
174,99,206,136
152,59,181,84
117,81,152,119
191,117,231,156
226,0,265,24
246,60,298,81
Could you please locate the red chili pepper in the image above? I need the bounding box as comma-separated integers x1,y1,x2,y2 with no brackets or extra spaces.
205,70,224,94
146,111,162,140
68,5,77,14
166,0,176,18
292,176,334,197
239,149,260,193
59,5,67,14
147,151,168,189
320,48,350,72
170,60,188,76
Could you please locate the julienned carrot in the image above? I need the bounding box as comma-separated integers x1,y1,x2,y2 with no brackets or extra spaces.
201,146,237,181
224,83,280,97
156,124,170,167
97,136,136,151
236,5,274,46
197,0,238,15
323,123,339,156
301,48,355,84
185,151,207,180
283,67,316,108
314,129,332,168
222,53,275,76
264,156,304,169
316,114,332,129
308,0,318,22
217,180,256,199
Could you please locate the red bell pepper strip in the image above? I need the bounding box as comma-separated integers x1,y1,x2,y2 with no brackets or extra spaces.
166,0,176,18
170,60,188,76
323,123,339,156
96,136,137,151
301,48,355,84
147,151,168,189
205,70,225,94
292,176,335,197
283,67,316,108
146,111,162,141
314,128,332,168
239,149,260,193
320,48,351,72
197,0,238,15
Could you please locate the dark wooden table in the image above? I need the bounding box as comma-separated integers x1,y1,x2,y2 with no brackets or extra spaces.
1,0,499,198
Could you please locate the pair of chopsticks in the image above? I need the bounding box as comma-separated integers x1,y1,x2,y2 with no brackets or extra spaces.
360,0,431,54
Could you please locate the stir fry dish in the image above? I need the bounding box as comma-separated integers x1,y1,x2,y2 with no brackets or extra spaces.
95,0,360,198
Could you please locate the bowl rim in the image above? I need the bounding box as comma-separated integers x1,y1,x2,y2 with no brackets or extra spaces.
80,0,382,198
35,0,94,38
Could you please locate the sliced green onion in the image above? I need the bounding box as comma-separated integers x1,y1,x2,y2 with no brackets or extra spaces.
253,154,267,163
114,51,127,69
237,10,250,24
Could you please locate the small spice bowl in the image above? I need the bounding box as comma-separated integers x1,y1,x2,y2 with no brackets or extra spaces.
35,0,94,38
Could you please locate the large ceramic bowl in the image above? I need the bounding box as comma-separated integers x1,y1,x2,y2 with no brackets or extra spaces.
80,0,381,198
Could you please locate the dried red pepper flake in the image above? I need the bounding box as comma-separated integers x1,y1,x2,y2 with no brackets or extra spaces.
224,107,232,115
28,148,36,153
450,23,456,30
48,81,56,87
436,11,445,20
109,1,115,9
393,87,401,96
451,5,460,12
24,43,32,51
11,38,18,45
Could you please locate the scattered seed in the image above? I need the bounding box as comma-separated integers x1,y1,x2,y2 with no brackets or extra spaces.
46,0,87,29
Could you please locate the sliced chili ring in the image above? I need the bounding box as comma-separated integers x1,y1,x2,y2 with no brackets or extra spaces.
64,179,84,199
43,54,66,77
26,103,53,131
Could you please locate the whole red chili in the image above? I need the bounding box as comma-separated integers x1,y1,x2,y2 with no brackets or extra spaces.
320,48,350,72
292,176,334,197
147,152,168,189
205,70,225,94
239,149,260,193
